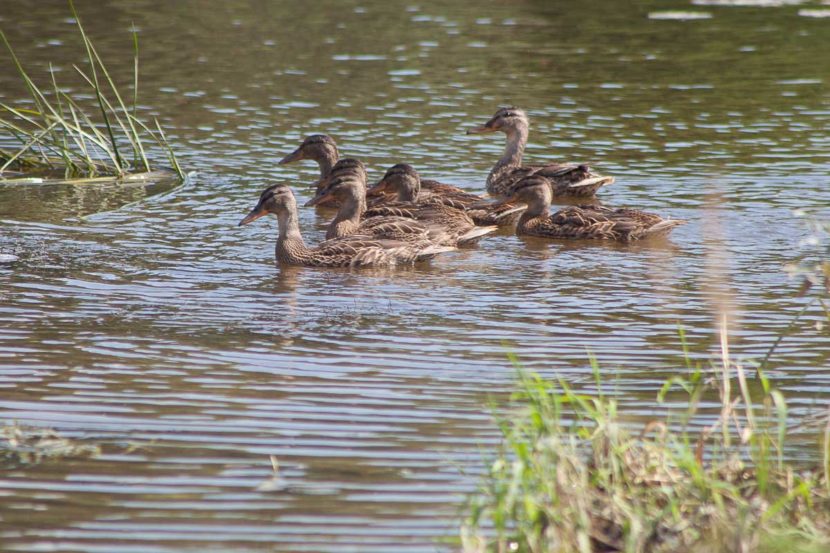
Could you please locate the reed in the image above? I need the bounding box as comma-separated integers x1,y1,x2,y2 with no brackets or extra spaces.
0,0,183,182
461,326,830,553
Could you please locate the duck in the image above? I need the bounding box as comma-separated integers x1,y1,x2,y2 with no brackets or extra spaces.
368,163,525,226
238,184,455,267
466,107,614,200
493,175,684,241
278,135,503,213
307,161,496,246
279,134,339,181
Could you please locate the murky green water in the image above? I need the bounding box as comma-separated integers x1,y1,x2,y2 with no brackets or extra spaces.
1,0,829,551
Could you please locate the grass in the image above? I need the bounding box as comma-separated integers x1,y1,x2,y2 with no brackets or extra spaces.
461,322,830,553
0,0,183,182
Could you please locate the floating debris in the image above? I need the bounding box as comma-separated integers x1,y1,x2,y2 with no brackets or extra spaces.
0,253,19,263
799,8,830,16
692,0,805,5
648,11,713,19
1,423,100,465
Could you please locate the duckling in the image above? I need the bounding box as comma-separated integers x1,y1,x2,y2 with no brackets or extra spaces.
369,163,525,226
467,107,614,200
239,184,455,267
498,175,684,241
307,166,495,246
279,134,339,180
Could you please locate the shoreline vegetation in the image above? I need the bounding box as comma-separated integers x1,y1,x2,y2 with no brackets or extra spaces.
461,321,830,553
0,0,183,184
461,213,830,553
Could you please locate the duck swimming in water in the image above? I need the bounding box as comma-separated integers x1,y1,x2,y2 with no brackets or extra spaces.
309,160,497,246
239,184,455,267
279,134,339,181
369,163,524,226
492,175,684,242
466,107,614,200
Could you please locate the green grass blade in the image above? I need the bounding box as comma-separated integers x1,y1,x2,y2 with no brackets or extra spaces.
0,29,46,116
0,121,60,173
48,63,75,172
69,0,124,170
76,10,149,171
154,118,184,179
72,64,140,162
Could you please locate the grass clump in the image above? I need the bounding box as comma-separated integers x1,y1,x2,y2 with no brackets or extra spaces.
0,0,183,182
462,329,830,553
1,422,100,466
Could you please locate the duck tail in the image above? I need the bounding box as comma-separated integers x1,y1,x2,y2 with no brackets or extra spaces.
415,244,457,261
490,205,526,221
457,225,498,245
569,175,615,189
644,218,686,236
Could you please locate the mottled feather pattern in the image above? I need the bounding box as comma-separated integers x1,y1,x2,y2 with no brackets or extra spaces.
365,202,485,244
523,205,684,241
417,179,524,225
489,163,607,199
286,235,440,267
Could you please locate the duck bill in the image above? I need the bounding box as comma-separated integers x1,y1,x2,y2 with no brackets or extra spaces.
367,177,389,197
470,194,519,209
279,148,304,164
466,124,494,135
466,117,498,134
239,206,268,226
304,193,334,208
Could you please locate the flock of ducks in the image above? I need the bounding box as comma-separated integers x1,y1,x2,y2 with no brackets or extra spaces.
239,107,685,268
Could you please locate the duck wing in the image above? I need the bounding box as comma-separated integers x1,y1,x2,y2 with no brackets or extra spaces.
537,206,682,241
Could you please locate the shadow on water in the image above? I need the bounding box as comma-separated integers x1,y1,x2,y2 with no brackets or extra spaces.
0,172,184,222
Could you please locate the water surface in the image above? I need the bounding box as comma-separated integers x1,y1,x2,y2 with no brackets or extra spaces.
1,0,829,551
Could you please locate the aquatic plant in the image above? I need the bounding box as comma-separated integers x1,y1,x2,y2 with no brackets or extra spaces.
0,0,183,182
461,325,830,553
1,422,100,466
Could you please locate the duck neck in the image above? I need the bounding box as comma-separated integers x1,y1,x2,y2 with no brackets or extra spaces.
487,124,529,192
276,207,310,264
396,177,420,202
498,125,528,169
327,190,365,239
315,148,339,178
517,193,550,230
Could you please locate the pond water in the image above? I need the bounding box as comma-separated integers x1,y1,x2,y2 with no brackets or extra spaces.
1,0,829,551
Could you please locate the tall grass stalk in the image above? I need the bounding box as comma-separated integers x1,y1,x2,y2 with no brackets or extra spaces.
0,1,182,181
462,326,830,553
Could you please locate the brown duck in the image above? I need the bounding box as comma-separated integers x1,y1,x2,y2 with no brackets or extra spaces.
494,175,684,241
467,107,614,200
308,161,496,246
369,163,524,226
279,134,339,181
239,184,455,267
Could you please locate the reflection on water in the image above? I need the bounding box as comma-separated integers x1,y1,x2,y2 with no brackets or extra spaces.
1,0,829,551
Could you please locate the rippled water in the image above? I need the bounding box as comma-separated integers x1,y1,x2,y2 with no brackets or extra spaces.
1,0,829,551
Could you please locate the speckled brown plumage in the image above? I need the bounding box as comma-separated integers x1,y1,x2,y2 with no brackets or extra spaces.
370,164,525,226
365,201,495,246
311,163,496,246
239,184,455,267
508,176,685,241
467,107,614,200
